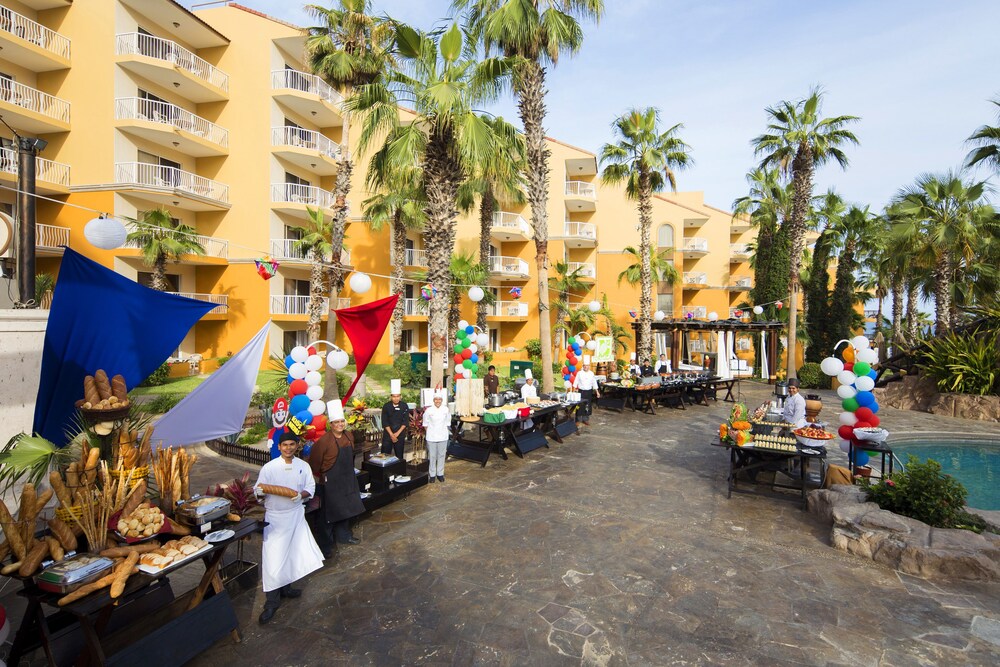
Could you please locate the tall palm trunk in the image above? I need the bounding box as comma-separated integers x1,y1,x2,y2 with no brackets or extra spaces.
890,277,903,354
152,254,168,292
324,156,354,400
307,249,326,343
477,189,495,331
785,143,814,378
905,279,919,341
637,171,653,366
517,60,554,392
932,251,951,334
391,210,406,353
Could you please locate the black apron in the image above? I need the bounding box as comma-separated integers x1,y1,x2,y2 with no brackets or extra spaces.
578,389,594,419
381,402,409,456
322,435,365,523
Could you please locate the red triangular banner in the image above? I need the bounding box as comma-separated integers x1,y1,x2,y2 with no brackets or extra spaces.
335,294,400,402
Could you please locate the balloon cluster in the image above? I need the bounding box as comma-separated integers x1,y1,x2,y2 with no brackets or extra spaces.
509,286,522,300
628,309,637,319
453,320,488,380
561,334,597,387
268,344,341,457
820,335,881,467
420,284,436,301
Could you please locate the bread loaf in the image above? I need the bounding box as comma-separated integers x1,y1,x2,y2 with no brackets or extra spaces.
258,484,299,498
94,370,112,400
44,536,64,562
49,471,74,508
0,498,28,560
83,375,101,405
19,540,49,576
47,517,78,552
111,374,128,401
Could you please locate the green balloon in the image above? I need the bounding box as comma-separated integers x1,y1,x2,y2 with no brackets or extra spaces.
853,361,871,376
462,338,471,348
453,343,463,354
457,329,467,339
462,359,473,369
842,397,859,412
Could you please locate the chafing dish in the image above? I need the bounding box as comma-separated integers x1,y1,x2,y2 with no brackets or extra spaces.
36,553,114,594
174,495,231,526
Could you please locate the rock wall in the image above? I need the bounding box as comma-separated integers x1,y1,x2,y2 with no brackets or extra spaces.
875,374,1000,422
809,485,1000,581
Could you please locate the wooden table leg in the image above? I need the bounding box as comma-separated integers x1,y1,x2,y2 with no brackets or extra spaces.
191,545,243,643
77,614,107,666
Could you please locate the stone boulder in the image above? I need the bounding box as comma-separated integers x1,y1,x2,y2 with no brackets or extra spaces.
874,374,1000,422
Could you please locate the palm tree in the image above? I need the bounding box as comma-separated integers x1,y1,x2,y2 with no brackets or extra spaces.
751,88,859,378
600,108,691,366
595,293,631,355
828,205,876,346
803,190,844,361
965,98,1000,174
348,23,513,386
445,252,492,335
293,207,334,344
126,207,205,292
616,246,679,291
455,0,605,393
548,260,586,347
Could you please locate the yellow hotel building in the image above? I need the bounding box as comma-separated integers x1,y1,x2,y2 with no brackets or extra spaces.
0,0,759,368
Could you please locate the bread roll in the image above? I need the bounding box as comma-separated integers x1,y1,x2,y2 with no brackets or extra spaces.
83,375,101,405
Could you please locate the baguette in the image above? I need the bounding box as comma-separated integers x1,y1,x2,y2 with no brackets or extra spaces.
19,540,49,577
94,370,112,401
0,498,27,560
168,521,190,536
0,539,9,562
83,375,101,405
49,471,74,508
18,483,36,546
110,551,139,598
47,517,78,552
111,374,128,401
32,488,53,517
57,572,116,606
99,542,161,558
1,560,22,576
120,480,147,519
257,484,299,498
44,536,64,562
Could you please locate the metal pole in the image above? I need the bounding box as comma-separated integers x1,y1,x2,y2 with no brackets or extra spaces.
17,137,37,307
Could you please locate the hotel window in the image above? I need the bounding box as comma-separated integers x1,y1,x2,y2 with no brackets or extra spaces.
656,293,674,315
283,330,309,352
401,328,414,353
489,328,499,352
657,224,674,249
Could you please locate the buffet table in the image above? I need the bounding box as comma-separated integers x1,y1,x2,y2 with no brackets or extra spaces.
446,403,576,467
711,439,827,509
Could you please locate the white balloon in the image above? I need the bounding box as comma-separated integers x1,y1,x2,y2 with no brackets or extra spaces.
469,343,478,354
586,340,597,350
752,305,764,315
348,272,372,294
304,354,323,372
850,335,870,351
588,300,601,312
837,384,857,400
839,439,851,453
462,369,472,379
455,364,464,375
457,320,469,331
854,375,875,392
476,333,489,347
856,348,878,365
304,370,322,386
289,362,308,379
308,399,326,416
290,346,309,364
839,411,858,426
837,370,857,387
654,310,665,321
468,286,484,302
820,357,844,377
306,385,324,401
708,312,718,321
327,349,349,370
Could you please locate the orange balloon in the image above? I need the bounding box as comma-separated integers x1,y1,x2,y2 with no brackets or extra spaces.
842,346,855,363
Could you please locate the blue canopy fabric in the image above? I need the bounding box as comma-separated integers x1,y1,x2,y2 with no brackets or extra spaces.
33,248,215,445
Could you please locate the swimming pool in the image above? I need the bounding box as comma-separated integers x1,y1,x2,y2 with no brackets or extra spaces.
892,441,999,511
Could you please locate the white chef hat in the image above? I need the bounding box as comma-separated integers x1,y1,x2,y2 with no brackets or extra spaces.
327,399,345,421
390,379,402,395
524,369,532,380
433,389,446,399
630,352,636,361
583,355,592,365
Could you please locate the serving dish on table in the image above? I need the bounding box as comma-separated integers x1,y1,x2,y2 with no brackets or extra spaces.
853,427,889,443
35,554,114,594
793,426,836,449
137,536,212,575
173,495,232,526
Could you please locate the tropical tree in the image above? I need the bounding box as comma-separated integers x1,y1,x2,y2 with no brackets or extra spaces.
548,260,587,346
803,190,844,361
595,293,631,355
751,88,859,378
126,207,205,292
443,251,492,336
292,207,335,344
965,98,1000,174
456,0,605,392
616,245,679,292
827,205,876,346
600,107,691,365
348,23,513,386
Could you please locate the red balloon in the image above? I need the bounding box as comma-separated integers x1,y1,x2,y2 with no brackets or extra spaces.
462,348,472,359
843,362,854,372
311,414,328,433
453,353,464,365
568,354,577,364
561,366,569,375
868,415,880,428
854,420,871,430
855,407,874,422
289,379,308,396
838,425,855,440
307,346,317,356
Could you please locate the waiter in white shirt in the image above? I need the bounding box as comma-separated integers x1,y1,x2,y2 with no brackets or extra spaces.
572,356,600,426
655,353,672,375
781,378,808,428
520,369,538,400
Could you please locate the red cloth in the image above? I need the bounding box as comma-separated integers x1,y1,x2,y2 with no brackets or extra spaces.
335,294,399,402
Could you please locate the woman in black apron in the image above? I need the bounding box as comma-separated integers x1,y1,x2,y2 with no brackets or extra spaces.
314,412,365,547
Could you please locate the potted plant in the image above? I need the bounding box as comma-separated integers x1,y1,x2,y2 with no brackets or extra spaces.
407,406,428,471
207,472,262,596
346,398,370,446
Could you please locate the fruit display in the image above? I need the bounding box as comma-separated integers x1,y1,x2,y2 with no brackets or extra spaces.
734,430,752,447
792,426,834,440
730,420,752,431
729,402,748,423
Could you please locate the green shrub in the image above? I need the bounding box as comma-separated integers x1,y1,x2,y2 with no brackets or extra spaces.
140,362,171,387
524,338,542,363
217,356,231,366
864,456,970,529
337,371,351,398
392,353,416,386
797,362,830,389
919,332,999,396
142,394,182,414
238,423,268,445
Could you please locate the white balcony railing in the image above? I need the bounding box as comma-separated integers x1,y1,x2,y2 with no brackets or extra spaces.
271,127,343,159
0,7,71,59
682,306,707,319
492,211,531,236
683,272,707,285
269,238,349,265
563,221,596,240
116,33,229,92
0,146,70,187
403,298,426,316
271,69,343,107
731,276,753,289
115,97,229,147
36,223,69,249
683,237,709,253
169,292,228,315
564,180,596,198
489,255,530,276
115,162,229,205
270,294,329,316
0,79,70,123
404,248,427,267
490,300,528,317
567,261,596,278
730,243,751,258
270,183,335,209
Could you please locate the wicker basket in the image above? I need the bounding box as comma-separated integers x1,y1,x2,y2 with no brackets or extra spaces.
109,466,150,490
80,405,130,425
54,505,83,522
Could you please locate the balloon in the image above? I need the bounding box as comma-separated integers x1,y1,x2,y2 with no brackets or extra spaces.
458,320,469,331
852,451,870,467
284,354,296,369
308,399,326,416
476,333,489,347
820,357,844,377
289,362,308,380
868,415,880,427
469,343,478,354
327,349,349,370
465,325,475,335
304,354,323,372
462,337,472,348
775,301,783,310
454,343,464,354
844,362,854,372
290,346,309,363
839,439,851,453
470,354,478,363
839,411,858,426
654,310,665,321
306,385,324,401
753,305,764,315
842,347,855,363
854,420,871,430
836,384,857,400
855,407,874,422
838,425,855,440
305,370,322,386
287,374,294,384
295,409,313,426
348,272,372,294
837,370,856,387
462,368,472,379
455,364,464,375
468,286,484,302
853,362,872,377
708,311,718,321
868,369,877,379
568,364,576,373
870,401,880,414
855,391,875,408
854,375,875,392
586,340,597,350
563,374,570,381
289,394,310,414
561,366,569,375
454,353,463,364
307,346,317,355
461,359,472,369
311,414,328,433
851,335,870,351
842,397,859,412
289,379,308,396
857,348,878,365
462,348,472,359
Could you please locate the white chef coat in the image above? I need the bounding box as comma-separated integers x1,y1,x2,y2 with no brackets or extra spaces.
573,370,598,391
255,457,324,592
520,382,538,400
782,392,807,428
422,404,451,442
655,359,672,374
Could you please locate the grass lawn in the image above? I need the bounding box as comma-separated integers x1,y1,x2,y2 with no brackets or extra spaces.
133,370,284,397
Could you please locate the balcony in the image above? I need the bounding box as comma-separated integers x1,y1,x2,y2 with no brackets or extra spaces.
564,180,597,212
0,80,70,133
168,292,228,316
115,33,229,103
682,272,707,288
270,294,326,317
404,248,427,268
731,216,751,233
567,261,596,281
271,127,343,176
562,221,597,248
491,211,532,242
486,300,529,321
0,7,71,70
729,276,753,291
269,238,351,267
114,162,230,211
682,306,707,319
402,298,426,319
488,255,530,280
33,223,69,256
0,146,70,194
115,98,228,157
681,238,709,259
270,183,335,220
271,70,344,128
123,231,228,264
730,243,752,262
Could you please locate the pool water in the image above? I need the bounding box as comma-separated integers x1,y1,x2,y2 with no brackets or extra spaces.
892,442,999,511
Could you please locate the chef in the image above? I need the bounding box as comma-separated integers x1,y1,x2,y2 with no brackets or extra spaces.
484,365,500,397
628,354,641,378
380,379,409,459
782,378,808,428
655,354,672,375
572,356,600,426
255,431,324,625
422,389,451,483
520,369,538,400
313,400,366,547
639,360,656,377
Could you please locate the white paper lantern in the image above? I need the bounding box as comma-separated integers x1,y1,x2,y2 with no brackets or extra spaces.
457,319,469,331
854,375,875,392
308,399,326,416
837,384,857,400
707,312,718,321
850,335,870,351
289,362,308,379
476,333,489,347
290,346,309,363
837,370,857,387
462,368,472,379
839,411,858,426
348,272,372,294
856,348,878,365
304,354,323,372
326,349,349,370
468,286,484,302
820,357,844,377
304,370,322,386
586,340,597,350
588,300,601,312
306,385,324,401
752,305,764,315
654,310,665,321
83,216,127,250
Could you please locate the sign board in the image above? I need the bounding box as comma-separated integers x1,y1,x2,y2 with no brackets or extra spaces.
593,336,615,363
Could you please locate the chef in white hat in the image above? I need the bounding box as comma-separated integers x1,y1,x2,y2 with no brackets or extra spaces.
380,379,408,459
520,368,538,401
572,356,600,426
422,388,451,483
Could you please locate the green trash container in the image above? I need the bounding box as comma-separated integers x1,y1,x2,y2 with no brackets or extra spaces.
509,360,534,379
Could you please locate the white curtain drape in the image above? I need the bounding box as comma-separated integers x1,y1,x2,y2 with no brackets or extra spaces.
760,332,769,380
716,331,730,379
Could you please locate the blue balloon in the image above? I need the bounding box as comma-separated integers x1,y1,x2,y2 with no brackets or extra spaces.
295,409,313,426
269,427,283,459
465,325,475,335
573,345,581,354
289,394,310,414
301,444,312,457
568,364,576,373
856,391,875,408
851,450,870,467
470,353,478,363
870,401,880,414
563,374,570,381
287,374,294,384
868,369,877,379
285,354,295,369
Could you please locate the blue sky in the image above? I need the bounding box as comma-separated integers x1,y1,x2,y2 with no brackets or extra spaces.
187,0,1000,212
